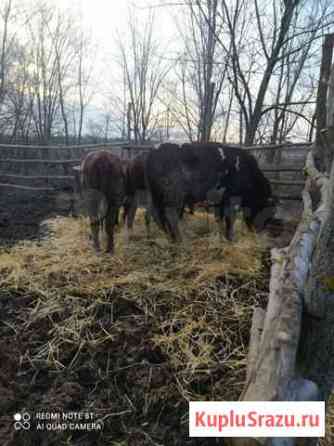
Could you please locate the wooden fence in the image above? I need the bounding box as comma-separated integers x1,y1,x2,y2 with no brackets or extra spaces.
0,142,311,200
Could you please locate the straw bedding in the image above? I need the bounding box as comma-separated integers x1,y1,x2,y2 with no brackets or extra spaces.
0,210,332,445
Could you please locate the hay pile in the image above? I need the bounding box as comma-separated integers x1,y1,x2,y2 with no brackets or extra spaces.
0,211,330,445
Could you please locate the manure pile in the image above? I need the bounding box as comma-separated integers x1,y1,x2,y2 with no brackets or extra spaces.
0,211,332,446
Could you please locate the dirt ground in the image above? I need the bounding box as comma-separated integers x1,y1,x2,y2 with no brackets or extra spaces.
0,189,74,246
0,191,312,446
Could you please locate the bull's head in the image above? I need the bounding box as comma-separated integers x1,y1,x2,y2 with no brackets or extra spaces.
252,195,279,230
206,187,226,206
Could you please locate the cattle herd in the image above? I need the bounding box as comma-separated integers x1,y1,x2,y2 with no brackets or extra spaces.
77,143,277,254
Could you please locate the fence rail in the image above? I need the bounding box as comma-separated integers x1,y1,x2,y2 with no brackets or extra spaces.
0,183,55,191
0,143,110,150
269,179,305,186
0,158,80,164
1,174,74,180
243,142,312,151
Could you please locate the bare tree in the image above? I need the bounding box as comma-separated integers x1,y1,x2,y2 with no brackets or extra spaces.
0,0,13,108
76,31,96,144
0,0,95,144
116,10,170,143
168,0,230,142
220,0,334,144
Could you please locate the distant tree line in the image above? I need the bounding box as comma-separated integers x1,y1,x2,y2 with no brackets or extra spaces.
0,0,333,145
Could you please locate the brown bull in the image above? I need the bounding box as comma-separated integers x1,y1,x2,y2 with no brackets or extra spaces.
81,150,126,253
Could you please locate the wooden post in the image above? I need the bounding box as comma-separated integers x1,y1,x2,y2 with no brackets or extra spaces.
315,33,334,167
230,36,334,446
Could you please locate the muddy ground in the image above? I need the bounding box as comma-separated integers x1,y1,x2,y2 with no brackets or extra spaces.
0,189,74,246
0,190,301,446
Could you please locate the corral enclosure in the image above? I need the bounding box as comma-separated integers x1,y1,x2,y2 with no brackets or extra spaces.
0,141,308,245
1,142,333,446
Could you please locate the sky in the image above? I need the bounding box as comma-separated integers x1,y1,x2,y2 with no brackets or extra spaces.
80,0,132,44
78,0,176,54
67,0,180,120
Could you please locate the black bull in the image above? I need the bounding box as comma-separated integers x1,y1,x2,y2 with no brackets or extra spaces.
145,142,277,241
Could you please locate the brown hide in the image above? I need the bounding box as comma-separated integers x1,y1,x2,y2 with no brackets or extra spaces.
81,150,126,253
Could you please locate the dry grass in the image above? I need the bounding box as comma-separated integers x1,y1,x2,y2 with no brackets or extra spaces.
0,211,263,293
0,210,332,445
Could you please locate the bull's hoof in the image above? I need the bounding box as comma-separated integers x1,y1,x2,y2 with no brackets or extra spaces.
106,245,114,254
225,231,234,242
93,244,101,253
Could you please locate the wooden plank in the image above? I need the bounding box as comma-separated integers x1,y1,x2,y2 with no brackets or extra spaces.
262,168,303,173
0,158,80,164
270,179,305,186
0,174,74,180
0,143,109,150
276,195,302,201
244,142,312,151
0,183,54,191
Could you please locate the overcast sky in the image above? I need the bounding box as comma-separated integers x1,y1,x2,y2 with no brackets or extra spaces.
68,0,179,115
78,0,176,53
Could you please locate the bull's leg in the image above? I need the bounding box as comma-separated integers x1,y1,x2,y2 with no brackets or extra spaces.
144,207,151,237
126,195,138,230
150,204,167,233
225,207,236,241
86,189,101,252
215,205,225,242
105,206,118,254
123,194,138,243
90,219,100,252
243,207,256,232
165,207,182,243
219,196,235,241
142,192,152,238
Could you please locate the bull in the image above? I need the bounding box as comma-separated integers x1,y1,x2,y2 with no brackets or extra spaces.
146,142,276,242
122,151,152,237
80,150,126,253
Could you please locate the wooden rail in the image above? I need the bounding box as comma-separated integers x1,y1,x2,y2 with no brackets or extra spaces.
1,174,74,180
276,195,302,201
270,180,305,186
0,143,110,150
262,168,303,173
0,183,55,191
0,158,80,164
244,142,312,151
